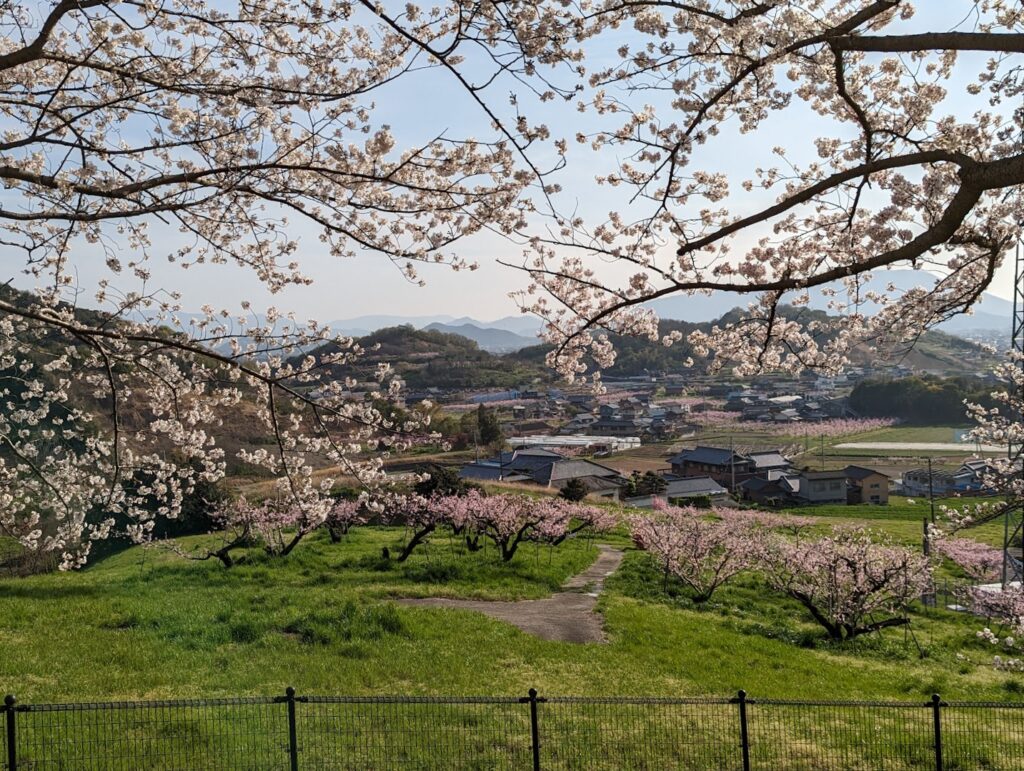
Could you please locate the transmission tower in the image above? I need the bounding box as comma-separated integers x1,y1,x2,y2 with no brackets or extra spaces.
1002,241,1024,587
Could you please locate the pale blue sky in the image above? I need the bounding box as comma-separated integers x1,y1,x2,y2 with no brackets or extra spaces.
6,1,1018,322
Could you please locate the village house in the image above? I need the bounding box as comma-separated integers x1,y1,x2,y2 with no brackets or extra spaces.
624,476,731,509
667,446,756,486
739,465,890,508
796,470,848,504
739,474,799,507
900,459,1009,497
748,451,792,475
458,447,628,500
845,466,890,505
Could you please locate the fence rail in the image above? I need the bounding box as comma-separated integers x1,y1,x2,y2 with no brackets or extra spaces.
2,688,1024,769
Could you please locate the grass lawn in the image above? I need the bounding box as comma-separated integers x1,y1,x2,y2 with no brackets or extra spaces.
0,519,1019,706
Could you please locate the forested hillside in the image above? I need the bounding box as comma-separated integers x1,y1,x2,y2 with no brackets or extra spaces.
300,325,550,390
850,376,999,425
509,307,994,378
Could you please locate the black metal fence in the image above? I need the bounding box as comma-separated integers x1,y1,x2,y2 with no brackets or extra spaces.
3,688,1024,769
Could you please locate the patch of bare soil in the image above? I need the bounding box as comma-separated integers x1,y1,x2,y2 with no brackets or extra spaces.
399,545,624,643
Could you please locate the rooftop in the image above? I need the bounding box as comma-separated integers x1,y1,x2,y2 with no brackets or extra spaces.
662,476,729,496
801,470,848,480
669,446,747,466
845,465,889,481
748,451,790,469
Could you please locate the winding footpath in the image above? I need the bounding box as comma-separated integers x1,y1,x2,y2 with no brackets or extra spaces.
399,544,624,644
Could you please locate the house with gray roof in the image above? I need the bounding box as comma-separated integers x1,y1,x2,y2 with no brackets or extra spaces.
796,470,848,504
459,447,627,499
668,446,754,485
624,476,731,509
668,445,791,488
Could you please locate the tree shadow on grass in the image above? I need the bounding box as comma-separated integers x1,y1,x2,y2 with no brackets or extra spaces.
0,583,105,600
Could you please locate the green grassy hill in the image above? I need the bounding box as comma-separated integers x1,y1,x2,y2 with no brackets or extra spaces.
0,517,1014,705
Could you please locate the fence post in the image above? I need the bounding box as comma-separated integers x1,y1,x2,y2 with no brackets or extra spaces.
4,695,16,771
735,690,751,771
285,687,299,771
931,693,943,771
528,688,541,771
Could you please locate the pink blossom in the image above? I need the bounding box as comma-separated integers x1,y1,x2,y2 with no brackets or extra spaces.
630,502,760,602
932,537,1003,583
764,527,932,641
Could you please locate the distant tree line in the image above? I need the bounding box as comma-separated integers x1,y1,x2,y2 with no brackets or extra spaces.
849,376,997,425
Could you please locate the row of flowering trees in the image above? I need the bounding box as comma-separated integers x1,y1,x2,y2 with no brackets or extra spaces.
375,490,617,562
173,490,616,567
631,501,931,642
631,495,1024,662
691,414,898,438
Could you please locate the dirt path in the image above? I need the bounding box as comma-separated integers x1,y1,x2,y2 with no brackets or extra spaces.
399,545,624,643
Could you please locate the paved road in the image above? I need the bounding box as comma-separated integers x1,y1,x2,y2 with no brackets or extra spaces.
399,544,624,643
834,441,1005,453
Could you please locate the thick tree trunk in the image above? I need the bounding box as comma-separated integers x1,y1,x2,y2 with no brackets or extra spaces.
214,547,235,568
276,530,306,558
396,525,435,562
845,616,910,640
499,523,537,562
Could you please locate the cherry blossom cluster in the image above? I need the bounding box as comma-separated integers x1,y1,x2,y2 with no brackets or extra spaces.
0,300,435,567
513,1,1024,381
978,626,1024,672
930,354,1024,533
0,0,536,566
965,589,1024,671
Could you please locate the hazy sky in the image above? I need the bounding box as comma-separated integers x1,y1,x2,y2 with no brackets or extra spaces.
6,1,1019,323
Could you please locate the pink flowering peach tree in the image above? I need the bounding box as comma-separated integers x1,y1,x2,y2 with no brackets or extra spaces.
764,526,932,641
630,502,762,602
170,493,369,566
388,491,615,562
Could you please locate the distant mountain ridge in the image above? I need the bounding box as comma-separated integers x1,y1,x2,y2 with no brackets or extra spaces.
130,268,1012,357
422,322,537,353
646,269,1013,334
329,313,543,341
330,270,1012,344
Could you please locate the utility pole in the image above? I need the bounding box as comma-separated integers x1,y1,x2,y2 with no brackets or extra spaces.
1005,241,1024,588
730,434,736,492
927,456,935,524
